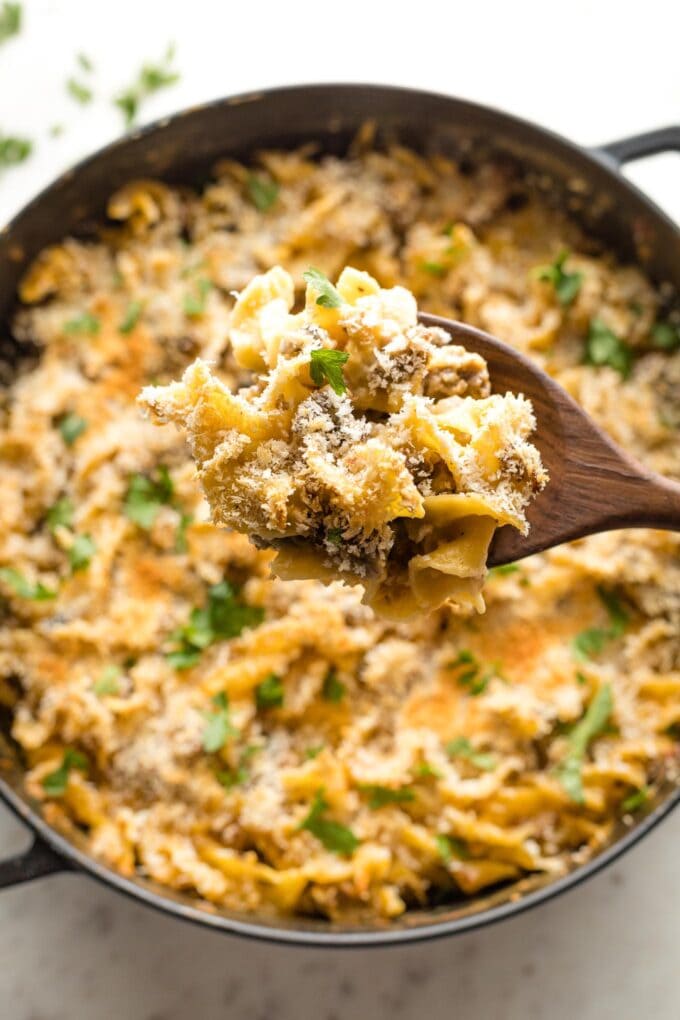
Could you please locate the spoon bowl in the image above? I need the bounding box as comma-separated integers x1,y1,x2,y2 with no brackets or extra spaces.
420,313,680,567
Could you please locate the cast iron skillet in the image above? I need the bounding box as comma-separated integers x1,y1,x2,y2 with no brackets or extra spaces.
0,85,678,947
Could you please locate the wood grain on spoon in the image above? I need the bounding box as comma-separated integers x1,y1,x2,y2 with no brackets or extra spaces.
420,313,680,568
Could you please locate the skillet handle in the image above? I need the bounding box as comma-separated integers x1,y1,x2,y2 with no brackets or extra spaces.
0,834,68,888
596,126,680,166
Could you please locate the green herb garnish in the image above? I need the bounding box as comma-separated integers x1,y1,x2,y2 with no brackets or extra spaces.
303,268,343,309
202,691,238,753
114,44,179,127
413,761,442,779
435,834,469,863
299,788,359,855
584,318,633,378
118,299,143,334
46,497,73,532
420,261,447,277
49,124,64,138
445,736,496,771
63,311,100,336
123,466,174,529
487,563,521,578
183,277,212,317
304,745,324,761
42,748,88,796
321,668,345,703
166,581,264,670
246,175,279,212
554,684,613,803
359,784,415,809
77,52,93,72
0,567,55,601
255,673,284,710
0,133,31,167
58,412,87,446
326,528,343,546
621,786,649,814
572,586,629,661
69,533,96,573
448,650,492,695
66,78,93,104
651,321,680,351
309,348,349,396
0,2,20,44
93,664,122,697
175,512,193,553
536,249,583,306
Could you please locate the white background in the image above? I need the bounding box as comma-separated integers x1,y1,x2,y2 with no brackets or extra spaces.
1,1,678,1017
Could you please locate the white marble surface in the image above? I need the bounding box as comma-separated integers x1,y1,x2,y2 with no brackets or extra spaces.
1,1,679,1016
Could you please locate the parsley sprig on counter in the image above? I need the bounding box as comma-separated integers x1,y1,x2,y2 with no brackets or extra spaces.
536,249,583,306
299,789,359,855
554,684,613,803
66,78,93,105
0,133,31,168
42,748,88,796
114,43,179,127
0,2,20,44
166,581,264,670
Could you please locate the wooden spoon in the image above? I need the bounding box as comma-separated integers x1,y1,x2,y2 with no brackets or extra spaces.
420,313,680,568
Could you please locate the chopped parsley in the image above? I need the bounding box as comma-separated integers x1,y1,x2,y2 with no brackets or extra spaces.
118,299,143,334
66,78,93,104
309,348,349,396
447,649,493,695
246,175,279,212
0,133,31,167
420,261,447,277
64,311,100,336
445,736,496,771
0,2,20,44
302,268,343,309
42,748,88,797
114,44,180,127
175,512,193,553
183,277,213,317
326,527,343,546
255,673,284,710
650,321,680,352
358,784,415,809
435,834,469,863
68,533,96,573
571,585,629,661
166,581,264,670
299,788,359,855
49,124,64,138
58,412,87,446
536,249,583,306
123,466,174,529
216,746,257,789
584,318,633,378
621,786,649,814
0,567,55,601
77,52,93,72
321,667,345,703
554,684,613,803
487,563,521,578
304,745,324,761
46,497,74,532
202,691,238,753
412,761,442,779
93,664,122,697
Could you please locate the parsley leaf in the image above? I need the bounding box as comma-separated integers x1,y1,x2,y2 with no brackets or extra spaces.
304,745,324,761
447,650,493,696
246,175,279,212
0,2,20,44
0,567,55,601
420,261,447,278
123,467,174,529
93,664,122,697
255,673,284,710
303,268,343,309
114,44,179,127
321,668,345,703
77,52,93,72
358,784,415,809
66,78,93,104
63,312,100,336
435,834,469,863
584,318,633,378
326,527,343,546
166,581,264,669
651,321,680,352
175,512,193,553
183,277,212,318
413,761,442,779
596,585,629,636
487,563,520,578
572,586,629,661
554,684,613,803
536,249,583,306
621,786,649,814
68,533,96,573
299,789,359,855
0,133,31,167
58,412,87,446
118,299,143,334
42,748,88,796
46,497,73,532
445,736,496,771
309,348,349,395
202,691,238,753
